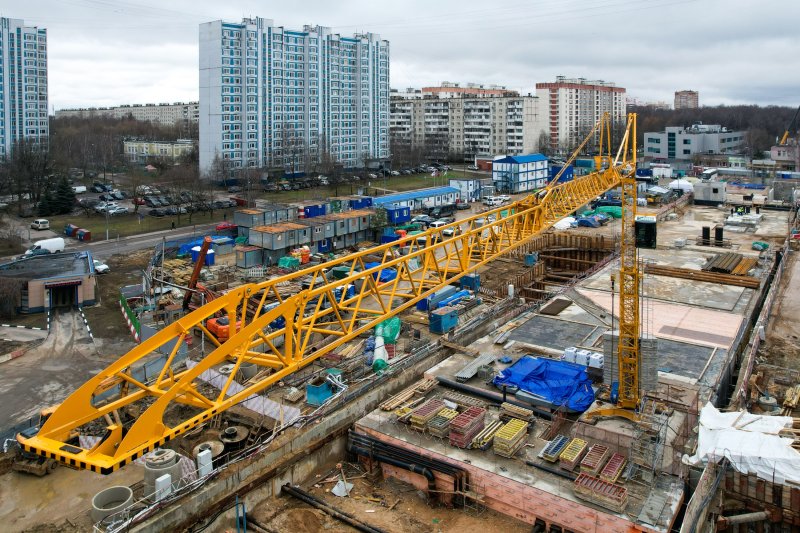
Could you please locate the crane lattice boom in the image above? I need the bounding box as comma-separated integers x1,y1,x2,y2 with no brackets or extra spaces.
20,114,637,474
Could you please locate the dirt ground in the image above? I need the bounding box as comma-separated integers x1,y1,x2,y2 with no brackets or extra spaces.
762,249,800,370
247,466,530,533
83,249,152,340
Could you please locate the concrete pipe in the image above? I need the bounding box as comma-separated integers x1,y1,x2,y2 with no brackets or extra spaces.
90,485,134,524
718,511,770,528
239,362,258,381
192,440,225,468
219,425,250,452
144,449,183,500
144,448,177,468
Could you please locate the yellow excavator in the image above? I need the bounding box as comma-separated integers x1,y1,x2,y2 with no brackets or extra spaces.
18,114,639,474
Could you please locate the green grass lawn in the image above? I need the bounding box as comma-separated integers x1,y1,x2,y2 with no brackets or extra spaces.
45,209,220,239
254,172,466,203
42,172,472,240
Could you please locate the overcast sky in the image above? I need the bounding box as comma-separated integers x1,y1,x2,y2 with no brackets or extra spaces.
4,0,799,110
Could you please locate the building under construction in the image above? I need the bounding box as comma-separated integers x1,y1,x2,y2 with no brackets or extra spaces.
7,114,800,533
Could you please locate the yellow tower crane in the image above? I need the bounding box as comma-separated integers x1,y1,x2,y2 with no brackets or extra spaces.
19,114,638,474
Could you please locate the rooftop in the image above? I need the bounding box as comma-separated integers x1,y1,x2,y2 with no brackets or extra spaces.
372,186,459,205
0,251,94,279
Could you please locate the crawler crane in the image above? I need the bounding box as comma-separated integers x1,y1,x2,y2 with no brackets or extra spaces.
19,114,638,474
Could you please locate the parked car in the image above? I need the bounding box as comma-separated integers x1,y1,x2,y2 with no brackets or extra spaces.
437,216,456,225
227,185,243,193
368,173,377,179
108,206,129,216
164,207,178,216
148,208,165,217
443,225,462,237
163,195,175,205
30,218,50,230
132,197,146,205
92,260,110,274
157,196,170,205
99,193,114,202
215,221,237,232
95,202,119,213
456,201,471,210
90,185,105,193
466,165,478,170
390,170,400,176
111,191,126,201
410,215,436,228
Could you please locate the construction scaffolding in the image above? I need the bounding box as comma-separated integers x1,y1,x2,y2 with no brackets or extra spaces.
628,398,669,484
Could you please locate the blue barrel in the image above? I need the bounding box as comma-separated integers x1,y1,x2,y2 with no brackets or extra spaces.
204,249,215,266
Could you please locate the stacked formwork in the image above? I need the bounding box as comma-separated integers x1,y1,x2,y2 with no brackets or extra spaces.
493,418,529,458
600,453,627,483
427,408,459,438
410,399,446,431
573,473,629,513
559,438,588,471
449,406,486,448
580,444,610,475
542,435,570,462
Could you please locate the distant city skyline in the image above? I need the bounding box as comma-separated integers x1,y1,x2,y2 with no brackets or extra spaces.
7,0,800,110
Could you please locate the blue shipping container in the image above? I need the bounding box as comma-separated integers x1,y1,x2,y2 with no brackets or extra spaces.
386,206,411,224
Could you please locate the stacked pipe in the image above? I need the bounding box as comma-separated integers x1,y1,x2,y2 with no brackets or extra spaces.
348,431,468,503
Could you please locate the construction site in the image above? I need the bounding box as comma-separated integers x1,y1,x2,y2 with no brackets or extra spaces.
2,113,800,533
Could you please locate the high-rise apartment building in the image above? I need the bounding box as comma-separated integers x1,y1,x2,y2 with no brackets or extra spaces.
535,76,626,152
56,102,200,129
199,17,390,176
0,18,48,158
390,92,545,161
674,90,699,109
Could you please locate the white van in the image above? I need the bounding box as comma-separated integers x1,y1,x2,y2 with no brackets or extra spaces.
483,196,505,207
24,237,65,257
30,219,50,230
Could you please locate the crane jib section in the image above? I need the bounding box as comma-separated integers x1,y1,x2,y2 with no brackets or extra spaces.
20,115,637,474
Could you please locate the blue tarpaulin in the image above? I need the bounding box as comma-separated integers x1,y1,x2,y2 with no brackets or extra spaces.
364,261,397,283
492,356,595,412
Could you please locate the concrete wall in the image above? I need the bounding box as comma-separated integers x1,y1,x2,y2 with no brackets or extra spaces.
131,343,456,532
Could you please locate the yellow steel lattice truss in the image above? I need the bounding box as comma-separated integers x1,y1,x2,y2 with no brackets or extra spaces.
20,114,637,474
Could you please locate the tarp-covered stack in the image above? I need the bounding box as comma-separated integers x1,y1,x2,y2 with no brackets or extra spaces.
449,406,486,448
492,356,595,413
493,418,529,458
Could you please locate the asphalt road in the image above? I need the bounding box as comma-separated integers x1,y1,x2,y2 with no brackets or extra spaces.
74,222,218,260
